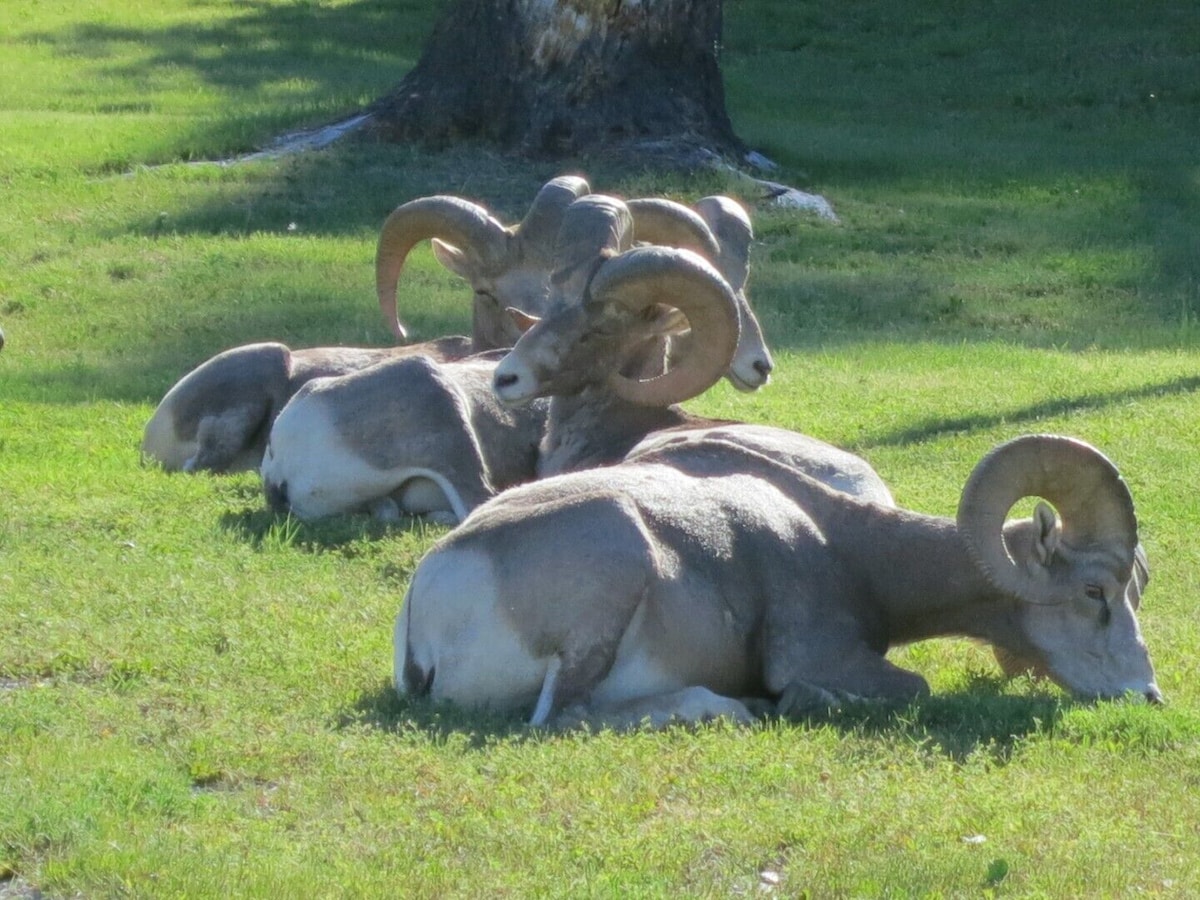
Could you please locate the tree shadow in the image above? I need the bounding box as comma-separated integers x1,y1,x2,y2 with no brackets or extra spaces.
19,0,435,151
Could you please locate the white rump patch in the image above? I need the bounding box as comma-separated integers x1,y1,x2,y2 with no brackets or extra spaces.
402,548,547,715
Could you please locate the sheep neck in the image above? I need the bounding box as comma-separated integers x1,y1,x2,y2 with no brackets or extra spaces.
537,389,697,478
820,501,1025,650
719,451,1024,652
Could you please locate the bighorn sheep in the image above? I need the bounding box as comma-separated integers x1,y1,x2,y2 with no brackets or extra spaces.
141,176,589,474
257,195,741,522
261,352,549,524
396,432,1161,728
492,194,893,504
142,337,474,474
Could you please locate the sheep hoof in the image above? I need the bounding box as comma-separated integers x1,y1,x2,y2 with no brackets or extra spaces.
776,680,844,718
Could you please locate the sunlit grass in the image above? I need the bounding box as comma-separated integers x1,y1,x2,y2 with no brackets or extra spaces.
1,0,1199,896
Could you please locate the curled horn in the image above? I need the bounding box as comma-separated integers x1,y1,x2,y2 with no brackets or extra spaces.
517,176,591,262
548,195,635,301
626,198,721,260
957,434,1139,604
375,196,509,341
588,246,740,407
694,196,752,292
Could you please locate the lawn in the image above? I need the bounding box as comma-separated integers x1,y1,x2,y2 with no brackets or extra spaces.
1,1,1199,896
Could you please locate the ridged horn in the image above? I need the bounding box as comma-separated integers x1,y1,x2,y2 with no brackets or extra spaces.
957,434,1139,604
375,196,509,341
626,198,721,261
694,195,752,291
549,195,635,301
588,246,740,407
518,176,591,262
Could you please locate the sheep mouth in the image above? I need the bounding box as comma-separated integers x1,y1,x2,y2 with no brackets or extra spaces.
493,378,538,408
726,369,768,393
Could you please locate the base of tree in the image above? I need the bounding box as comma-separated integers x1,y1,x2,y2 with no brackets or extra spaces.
361,0,743,161
228,111,838,222
221,0,840,220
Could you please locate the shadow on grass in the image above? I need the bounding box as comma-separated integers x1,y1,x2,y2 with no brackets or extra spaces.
12,3,1200,429
20,0,436,153
345,671,1196,759
339,681,533,751
337,674,1078,764
215,483,448,562
786,675,1069,763
117,144,584,242
862,373,1200,450
0,290,476,407
218,504,448,561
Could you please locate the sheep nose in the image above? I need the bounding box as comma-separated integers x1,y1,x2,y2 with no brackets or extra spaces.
1145,685,1165,705
753,358,773,379
494,372,518,390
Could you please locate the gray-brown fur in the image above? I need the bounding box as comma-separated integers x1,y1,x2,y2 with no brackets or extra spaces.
146,178,588,476
261,192,759,521
327,352,547,506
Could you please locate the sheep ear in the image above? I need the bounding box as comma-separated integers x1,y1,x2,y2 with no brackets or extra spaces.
432,238,475,279
506,307,540,334
1032,501,1061,566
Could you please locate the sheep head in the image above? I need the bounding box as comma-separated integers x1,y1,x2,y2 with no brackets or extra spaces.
493,196,739,408
957,434,1161,701
375,175,589,345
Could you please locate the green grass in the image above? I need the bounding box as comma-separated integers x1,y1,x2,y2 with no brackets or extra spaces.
2,0,1199,896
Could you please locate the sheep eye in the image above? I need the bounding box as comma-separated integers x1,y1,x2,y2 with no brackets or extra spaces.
1085,585,1111,625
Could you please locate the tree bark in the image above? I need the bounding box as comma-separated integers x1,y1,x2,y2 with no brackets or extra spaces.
365,0,743,159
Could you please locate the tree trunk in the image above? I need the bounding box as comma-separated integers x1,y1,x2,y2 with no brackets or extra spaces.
365,0,743,159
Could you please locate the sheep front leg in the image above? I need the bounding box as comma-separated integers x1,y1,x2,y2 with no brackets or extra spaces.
772,651,931,719
763,570,930,714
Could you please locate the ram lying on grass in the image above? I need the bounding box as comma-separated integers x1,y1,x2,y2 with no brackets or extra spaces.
493,194,893,502
261,351,548,523
141,176,589,474
396,432,1161,729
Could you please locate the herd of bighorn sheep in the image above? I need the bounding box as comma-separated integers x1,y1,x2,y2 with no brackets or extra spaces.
143,175,1163,728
